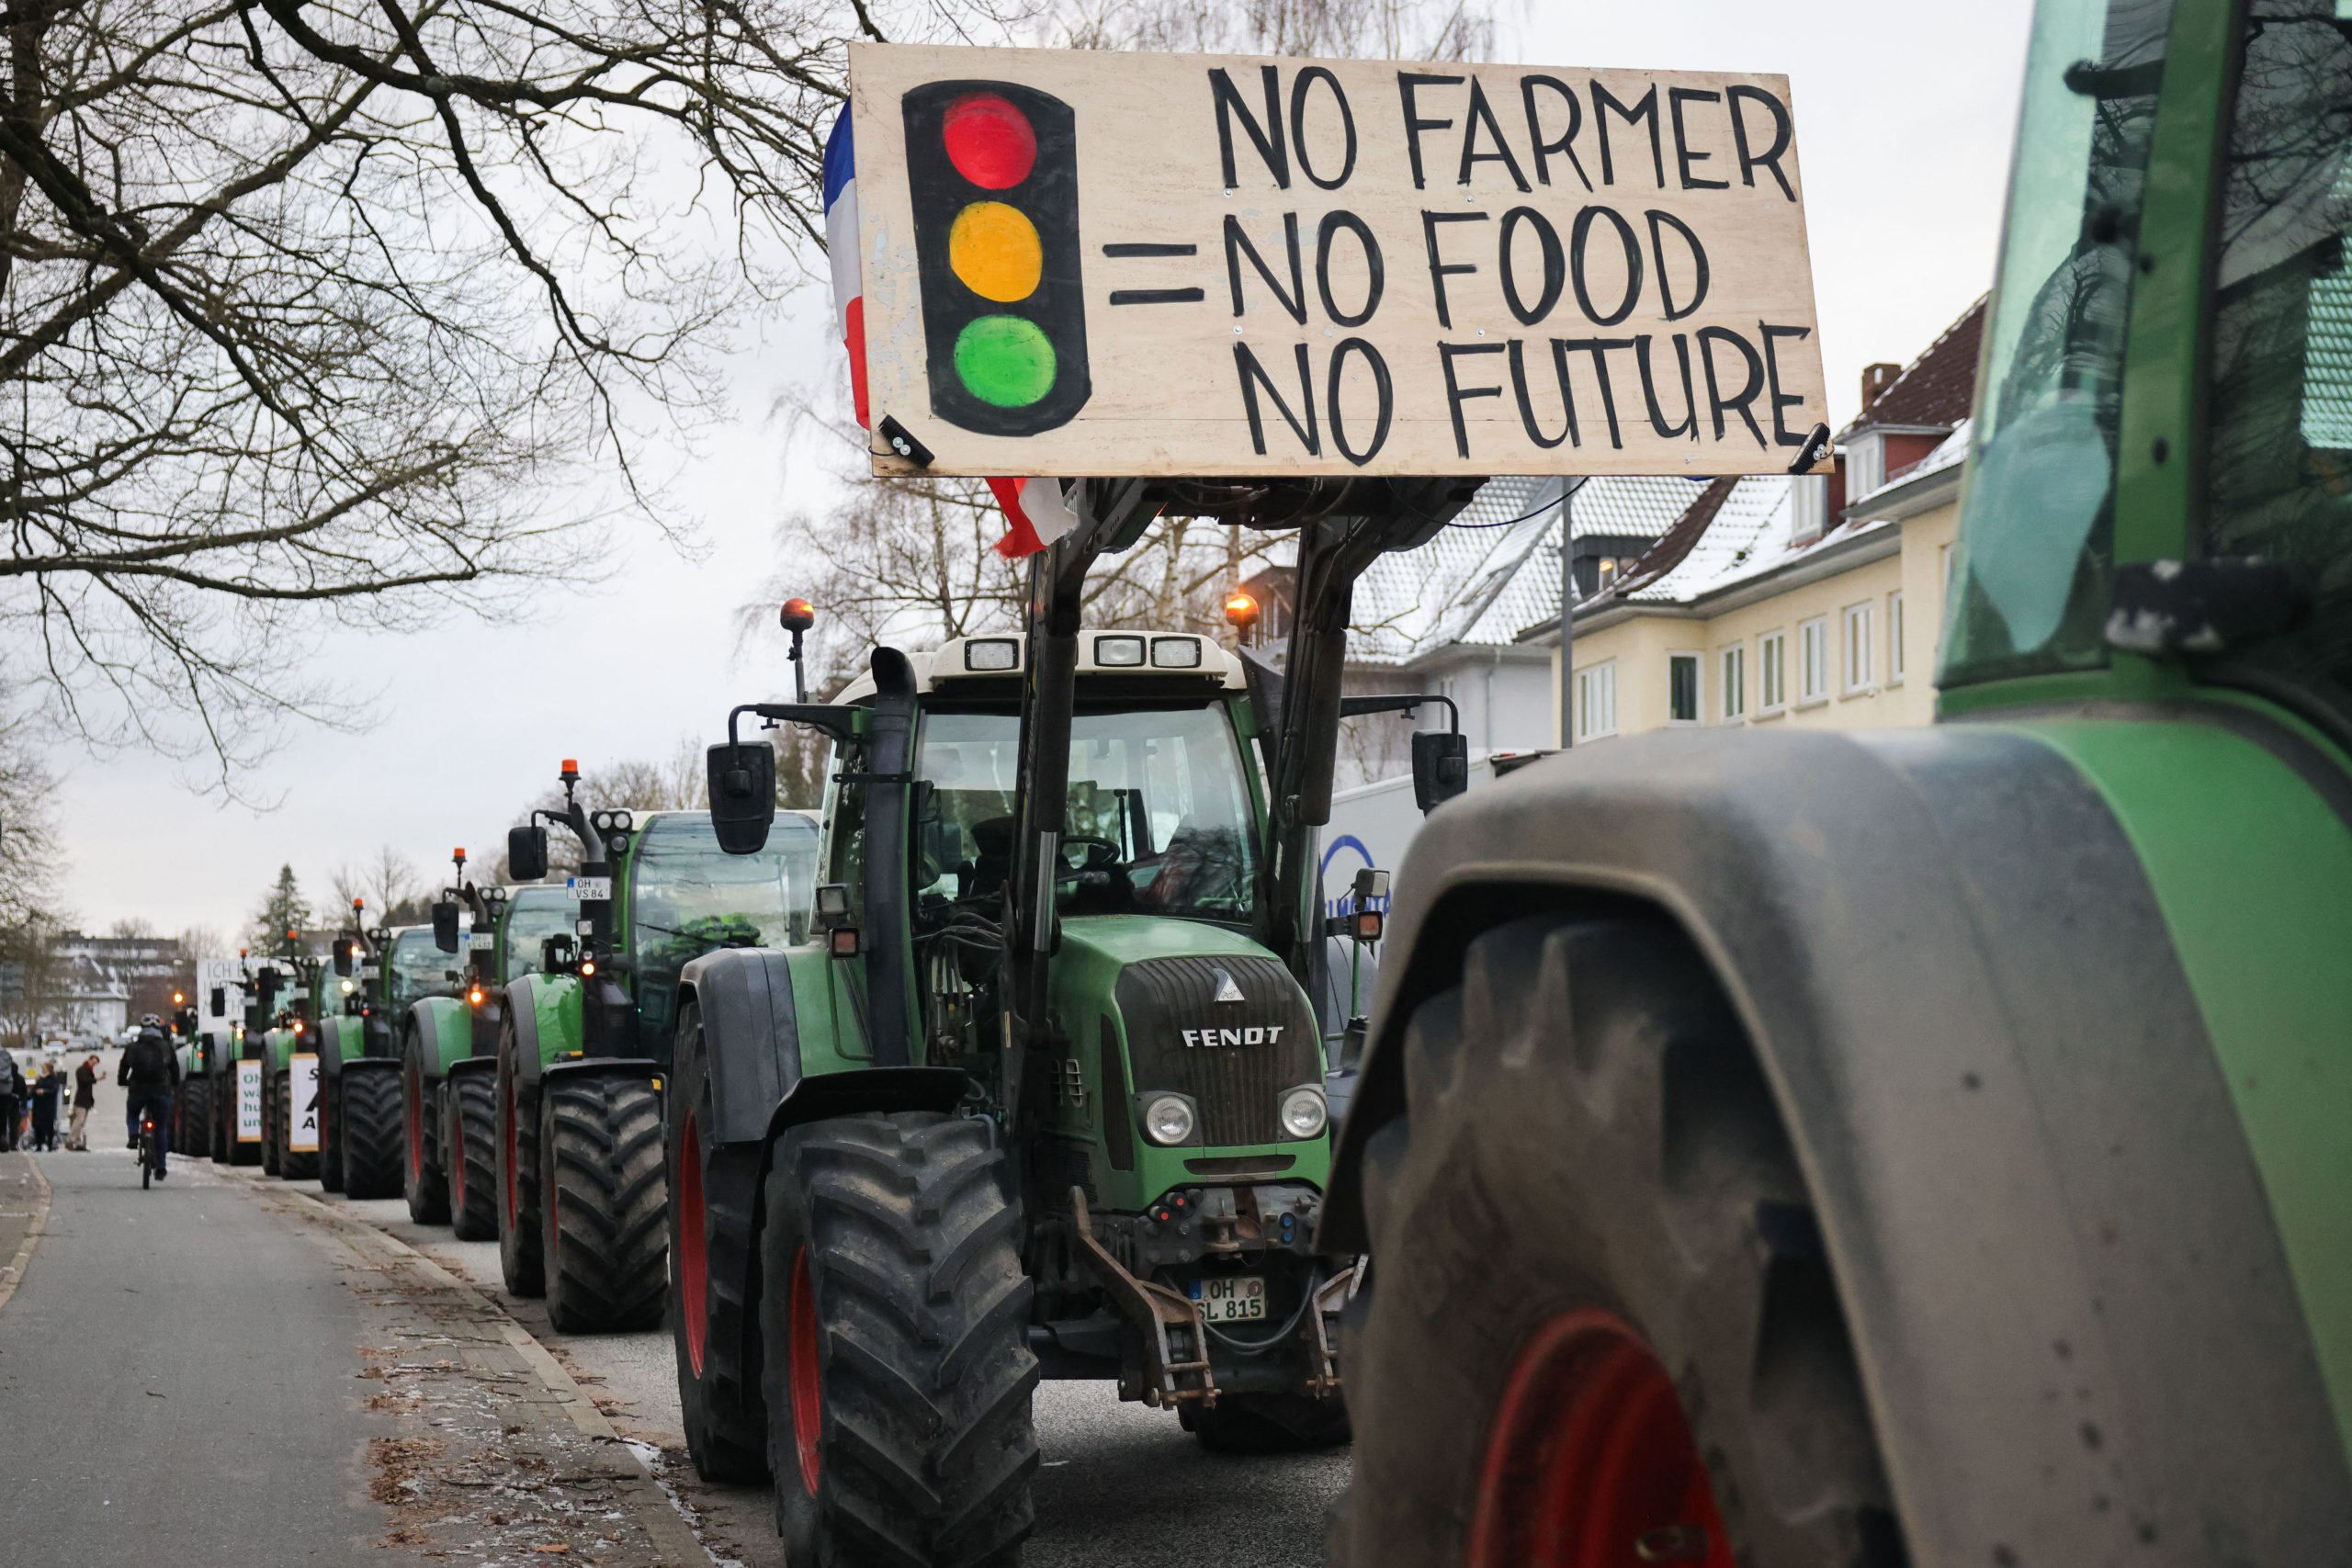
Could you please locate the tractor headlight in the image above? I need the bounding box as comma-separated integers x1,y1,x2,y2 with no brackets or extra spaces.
1140,1093,1196,1146
1279,1086,1328,1140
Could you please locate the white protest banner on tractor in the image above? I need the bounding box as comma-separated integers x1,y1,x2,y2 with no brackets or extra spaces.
847,44,1826,478
236,1059,264,1143
289,1055,321,1153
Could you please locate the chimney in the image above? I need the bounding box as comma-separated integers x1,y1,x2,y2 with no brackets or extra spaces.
1861,362,1901,412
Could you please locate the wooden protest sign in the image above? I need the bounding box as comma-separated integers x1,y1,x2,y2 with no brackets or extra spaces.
848,43,1826,479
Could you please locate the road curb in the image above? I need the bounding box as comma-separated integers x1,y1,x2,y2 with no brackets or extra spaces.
224,1168,716,1565
0,1153,52,1317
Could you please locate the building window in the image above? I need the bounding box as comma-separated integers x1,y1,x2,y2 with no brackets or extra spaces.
1721,644,1746,720
1888,592,1906,683
1842,603,1873,694
1758,632,1786,712
1668,653,1700,724
1575,660,1618,741
1799,616,1829,705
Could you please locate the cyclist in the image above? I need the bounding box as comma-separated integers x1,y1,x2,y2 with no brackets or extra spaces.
118,1016,179,1179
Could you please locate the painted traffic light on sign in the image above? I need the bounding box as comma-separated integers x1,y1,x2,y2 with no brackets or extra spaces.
903,81,1091,435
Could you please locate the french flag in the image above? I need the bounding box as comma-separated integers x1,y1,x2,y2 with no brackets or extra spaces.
822,106,1073,558
821,107,870,430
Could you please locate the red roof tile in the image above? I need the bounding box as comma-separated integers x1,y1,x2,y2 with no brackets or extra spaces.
1842,296,1987,436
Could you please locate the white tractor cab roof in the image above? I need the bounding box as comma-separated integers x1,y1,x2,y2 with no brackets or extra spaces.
830,632,1246,704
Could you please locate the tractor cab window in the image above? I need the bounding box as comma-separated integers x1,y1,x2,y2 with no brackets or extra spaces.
499,890,579,982
914,702,1259,922
2199,0,2352,730
1941,0,2172,687
628,812,820,1047
387,930,457,1012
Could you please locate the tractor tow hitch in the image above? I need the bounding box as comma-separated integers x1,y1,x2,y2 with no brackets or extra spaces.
1069,1187,1217,1409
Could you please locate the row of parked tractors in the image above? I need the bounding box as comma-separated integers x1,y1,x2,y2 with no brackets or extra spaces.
171,766,816,1341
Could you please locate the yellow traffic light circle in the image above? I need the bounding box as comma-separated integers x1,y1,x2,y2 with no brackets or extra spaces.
948,201,1043,302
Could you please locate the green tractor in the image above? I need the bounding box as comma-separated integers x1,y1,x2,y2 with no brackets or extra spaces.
395,851,508,1228
399,850,514,1240
312,907,417,1201
254,948,326,1182
667,504,1472,1557
491,767,820,1335
203,948,289,1167
168,990,209,1157
1323,1,2352,1562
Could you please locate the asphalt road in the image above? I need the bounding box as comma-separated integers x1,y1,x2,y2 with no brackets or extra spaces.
0,1045,1351,1568
0,1151,388,1565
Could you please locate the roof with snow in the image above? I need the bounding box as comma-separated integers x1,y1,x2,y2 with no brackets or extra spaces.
1581,476,1808,610
1346,474,1727,662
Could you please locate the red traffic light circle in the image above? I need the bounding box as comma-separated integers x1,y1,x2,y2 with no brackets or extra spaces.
942,93,1036,189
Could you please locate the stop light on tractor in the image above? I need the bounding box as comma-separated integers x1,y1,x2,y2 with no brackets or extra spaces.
901,81,1091,437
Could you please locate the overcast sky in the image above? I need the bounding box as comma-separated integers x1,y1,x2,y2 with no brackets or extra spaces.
51,0,2037,947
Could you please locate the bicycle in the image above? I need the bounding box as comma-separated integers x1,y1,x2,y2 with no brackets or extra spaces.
137,1108,163,1189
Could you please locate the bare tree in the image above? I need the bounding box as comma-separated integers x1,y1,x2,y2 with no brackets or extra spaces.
0,0,1015,784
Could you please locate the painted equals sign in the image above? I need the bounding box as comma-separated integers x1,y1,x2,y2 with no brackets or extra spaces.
1104,243,1201,305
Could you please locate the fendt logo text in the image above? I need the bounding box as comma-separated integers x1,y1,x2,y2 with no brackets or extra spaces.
1179,1025,1283,1049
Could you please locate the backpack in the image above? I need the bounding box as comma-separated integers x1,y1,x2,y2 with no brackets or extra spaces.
124,1030,170,1087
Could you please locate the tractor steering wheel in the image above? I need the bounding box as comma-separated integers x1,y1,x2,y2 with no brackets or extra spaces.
1055,836,1124,878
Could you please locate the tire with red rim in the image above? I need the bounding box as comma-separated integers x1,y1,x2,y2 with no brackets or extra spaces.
761,1111,1037,1567
277,1071,319,1181
402,1030,451,1224
339,1066,404,1199
447,1069,499,1241
261,1071,282,1176
495,1016,545,1297
538,1071,666,1335
668,1002,768,1483
1332,914,1905,1568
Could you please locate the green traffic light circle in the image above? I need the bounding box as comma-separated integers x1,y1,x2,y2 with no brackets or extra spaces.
953,315,1057,407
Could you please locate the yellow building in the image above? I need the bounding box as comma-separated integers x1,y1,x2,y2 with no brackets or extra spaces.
1534,301,1984,743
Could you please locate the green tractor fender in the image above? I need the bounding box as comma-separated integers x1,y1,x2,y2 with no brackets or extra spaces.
678,947,962,1147
503,972,583,1090
405,997,474,1084
1323,719,2350,1559
259,1028,300,1077
315,1016,365,1084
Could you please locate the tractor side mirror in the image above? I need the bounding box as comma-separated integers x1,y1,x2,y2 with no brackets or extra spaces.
256,969,281,1010
209,987,225,1016
432,899,461,953
707,741,776,856
1411,730,1470,815
508,824,549,883
332,939,354,978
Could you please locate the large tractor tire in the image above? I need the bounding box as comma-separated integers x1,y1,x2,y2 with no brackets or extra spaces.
495,1027,545,1297
539,1074,666,1335
275,1075,320,1181
209,1080,228,1162
1331,915,1905,1568
669,1002,769,1483
402,1035,450,1225
760,1112,1037,1568
178,1079,211,1160
318,1075,345,1193
339,1069,405,1200
447,1071,499,1242
260,1074,283,1176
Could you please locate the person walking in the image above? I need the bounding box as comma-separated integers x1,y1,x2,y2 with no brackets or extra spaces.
118,1018,180,1178
0,1046,20,1153
68,1055,97,1151
28,1061,60,1152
